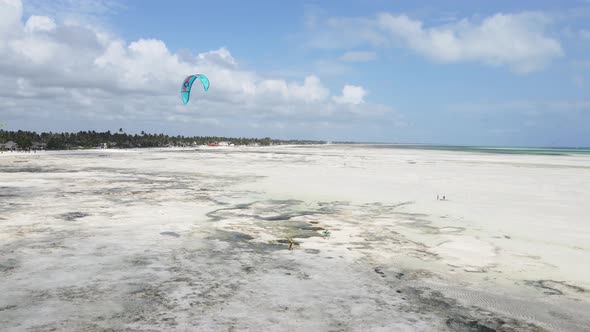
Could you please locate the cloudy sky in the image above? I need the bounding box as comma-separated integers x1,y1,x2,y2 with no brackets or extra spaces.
1,0,589,146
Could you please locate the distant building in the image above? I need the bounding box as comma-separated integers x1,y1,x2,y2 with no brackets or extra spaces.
99,143,108,149
32,142,47,150
121,141,134,148
0,141,17,151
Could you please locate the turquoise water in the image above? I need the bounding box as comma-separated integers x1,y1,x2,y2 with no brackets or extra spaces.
350,144,590,156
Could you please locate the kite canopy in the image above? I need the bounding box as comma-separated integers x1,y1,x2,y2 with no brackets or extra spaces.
181,74,209,105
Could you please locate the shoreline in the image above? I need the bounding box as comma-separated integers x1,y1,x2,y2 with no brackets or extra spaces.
0,144,315,156
2,141,590,159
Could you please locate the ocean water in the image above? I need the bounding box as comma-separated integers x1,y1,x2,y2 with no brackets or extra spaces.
337,144,590,156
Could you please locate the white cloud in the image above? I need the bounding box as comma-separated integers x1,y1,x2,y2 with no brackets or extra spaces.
0,0,22,39
197,47,237,68
333,85,367,105
0,0,396,137
306,11,563,73
24,15,57,33
22,0,124,25
339,51,377,62
377,12,563,73
10,37,59,64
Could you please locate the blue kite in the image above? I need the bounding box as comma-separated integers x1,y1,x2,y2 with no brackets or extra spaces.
180,74,209,105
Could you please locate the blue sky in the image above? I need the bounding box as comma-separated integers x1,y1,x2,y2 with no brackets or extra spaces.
1,0,589,146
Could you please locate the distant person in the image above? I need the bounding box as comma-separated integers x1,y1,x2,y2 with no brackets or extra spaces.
437,195,439,200
443,196,446,200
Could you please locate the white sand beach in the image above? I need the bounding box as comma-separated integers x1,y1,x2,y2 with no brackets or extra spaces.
1,145,589,331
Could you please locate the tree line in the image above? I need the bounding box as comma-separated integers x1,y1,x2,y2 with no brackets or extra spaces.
0,129,325,150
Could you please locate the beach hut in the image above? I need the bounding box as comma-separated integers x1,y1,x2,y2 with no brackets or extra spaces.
0,141,17,151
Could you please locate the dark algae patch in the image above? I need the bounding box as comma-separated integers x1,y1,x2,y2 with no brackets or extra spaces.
209,230,255,242
524,280,587,296
160,231,181,238
401,288,546,332
59,212,90,221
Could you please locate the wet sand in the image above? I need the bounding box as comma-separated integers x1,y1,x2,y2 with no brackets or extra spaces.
1,146,589,331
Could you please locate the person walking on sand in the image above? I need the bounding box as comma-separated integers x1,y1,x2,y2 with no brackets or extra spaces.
288,238,294,250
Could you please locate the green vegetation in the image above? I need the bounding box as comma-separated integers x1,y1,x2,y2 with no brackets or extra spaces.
0,129,324,150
